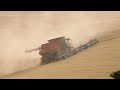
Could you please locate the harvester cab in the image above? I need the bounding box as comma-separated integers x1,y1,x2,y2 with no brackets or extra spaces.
65,38,73,49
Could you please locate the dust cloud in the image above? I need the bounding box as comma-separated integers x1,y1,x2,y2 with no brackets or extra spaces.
0,11,120,76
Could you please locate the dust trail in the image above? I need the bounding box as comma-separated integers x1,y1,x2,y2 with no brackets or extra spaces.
0,11,120,76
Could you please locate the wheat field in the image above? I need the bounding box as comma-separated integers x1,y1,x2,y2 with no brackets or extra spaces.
1,29,120,79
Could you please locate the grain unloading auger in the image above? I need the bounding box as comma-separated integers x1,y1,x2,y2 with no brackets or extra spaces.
25,36,98,65
25,47,41,53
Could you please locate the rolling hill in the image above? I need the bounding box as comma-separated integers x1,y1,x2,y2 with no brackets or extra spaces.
1,29,120,79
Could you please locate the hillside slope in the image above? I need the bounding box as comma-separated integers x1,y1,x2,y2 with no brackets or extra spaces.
1,30,120,79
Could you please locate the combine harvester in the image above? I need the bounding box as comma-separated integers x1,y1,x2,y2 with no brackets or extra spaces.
25,37,98,65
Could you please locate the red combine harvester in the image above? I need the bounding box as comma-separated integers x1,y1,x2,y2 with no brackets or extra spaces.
25,36,98,65
25,37,73,65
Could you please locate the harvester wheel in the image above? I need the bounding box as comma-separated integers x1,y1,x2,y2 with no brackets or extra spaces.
41,57,49,65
